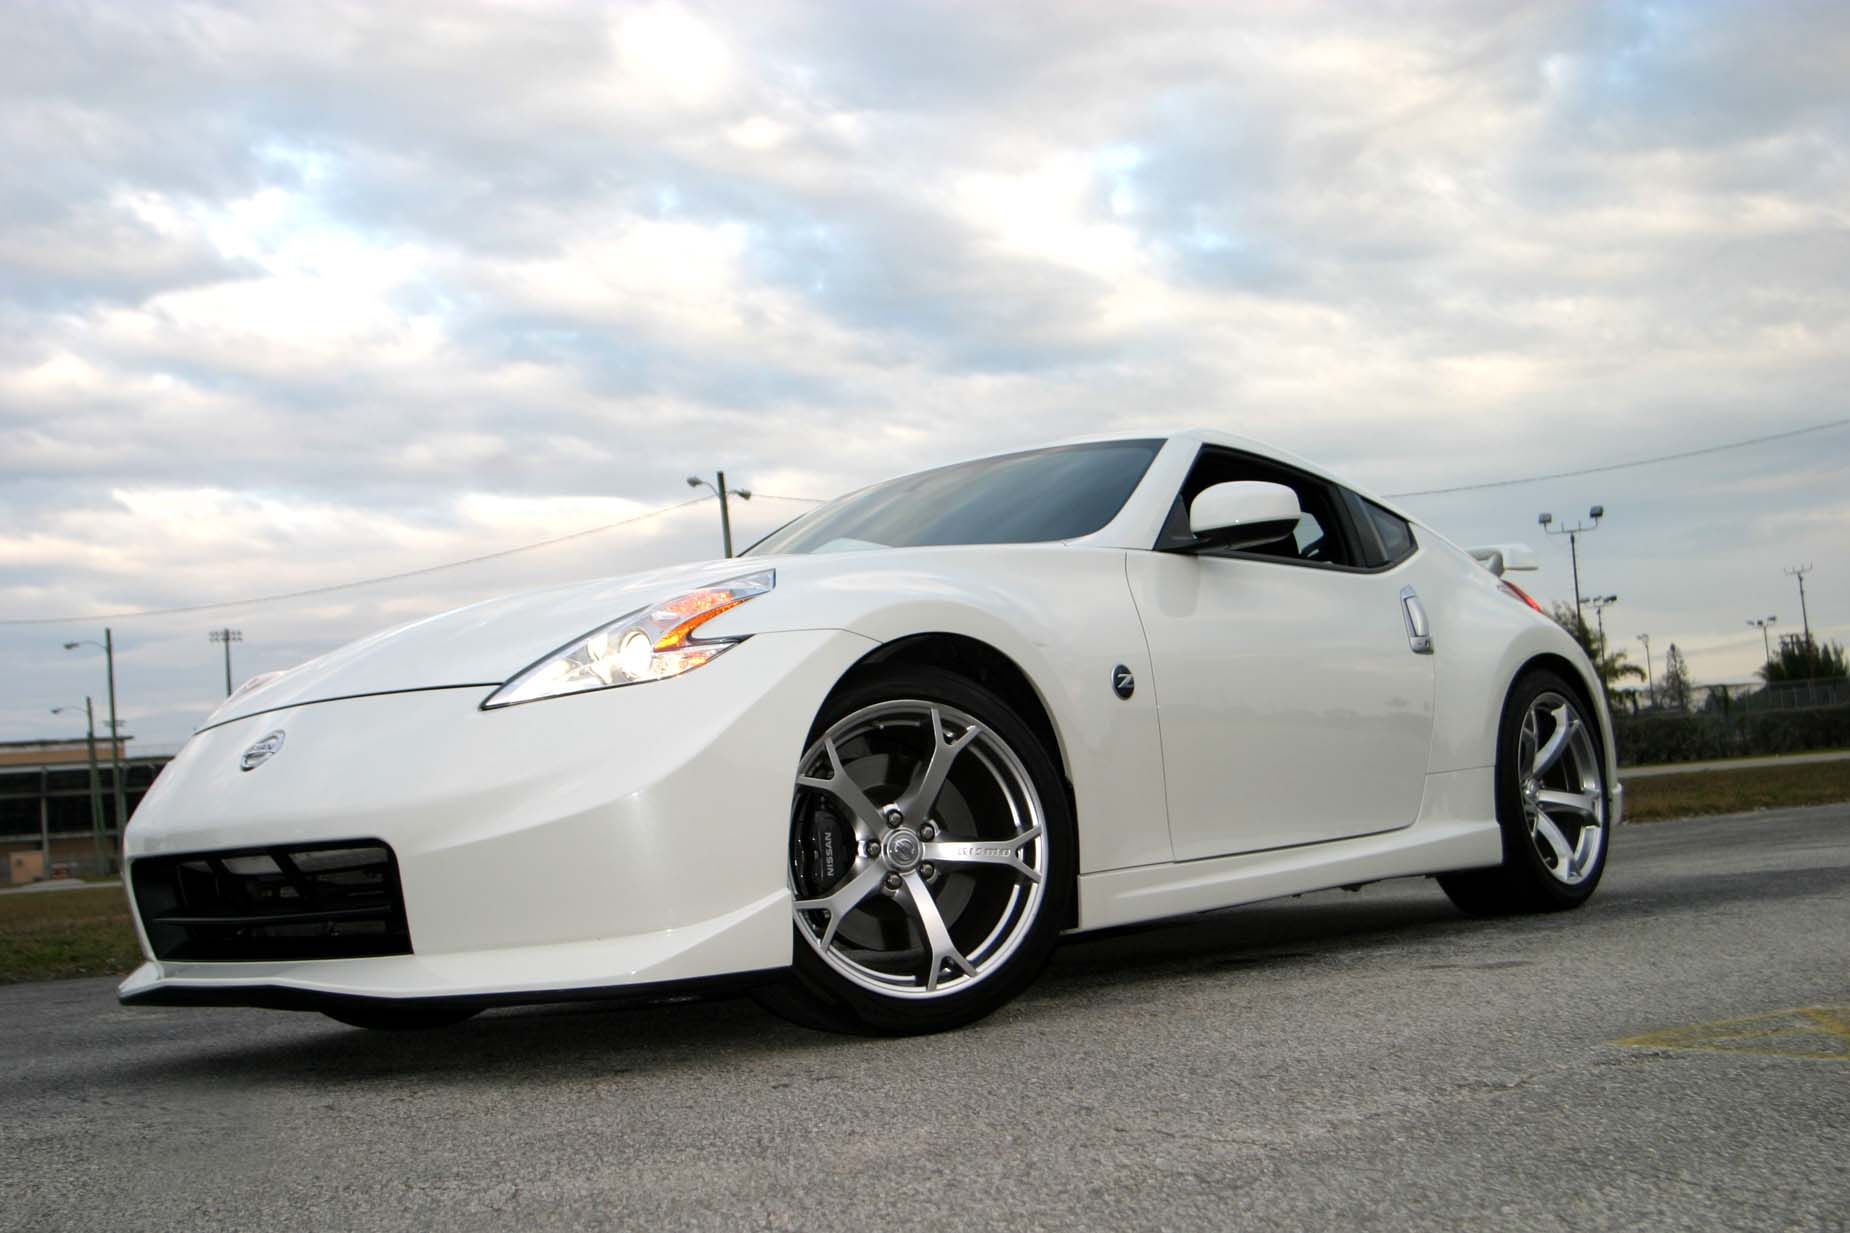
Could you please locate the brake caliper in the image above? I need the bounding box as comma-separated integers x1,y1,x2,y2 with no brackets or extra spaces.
794,799,855,897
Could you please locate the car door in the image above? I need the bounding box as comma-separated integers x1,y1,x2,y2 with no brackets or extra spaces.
1125,448,1436,861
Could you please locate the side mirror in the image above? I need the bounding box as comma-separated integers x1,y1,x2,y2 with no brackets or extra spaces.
1186,481,1302,552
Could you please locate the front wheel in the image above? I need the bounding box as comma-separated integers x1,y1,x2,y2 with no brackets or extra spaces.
1440,669,1610,916
754,667,1075,1035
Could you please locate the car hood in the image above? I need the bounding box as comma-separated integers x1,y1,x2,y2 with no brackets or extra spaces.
203,556,792,729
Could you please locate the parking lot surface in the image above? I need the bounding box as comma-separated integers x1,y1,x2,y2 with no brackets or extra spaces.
5,805,1846,1233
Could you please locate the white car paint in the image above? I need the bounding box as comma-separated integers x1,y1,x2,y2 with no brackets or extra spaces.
1125,549,1435,859
118,429,1618,1014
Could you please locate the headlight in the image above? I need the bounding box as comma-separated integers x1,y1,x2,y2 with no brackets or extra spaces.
481,569,775,709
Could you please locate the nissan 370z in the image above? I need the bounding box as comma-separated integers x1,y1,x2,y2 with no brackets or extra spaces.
118,430,1620,1035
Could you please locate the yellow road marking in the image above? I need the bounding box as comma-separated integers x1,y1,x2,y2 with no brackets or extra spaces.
1617,1006,1850,1061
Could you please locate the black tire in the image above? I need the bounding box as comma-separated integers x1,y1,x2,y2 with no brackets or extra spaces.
753,666,1076,1035
322,1003,481,1031
1440,668,1611,917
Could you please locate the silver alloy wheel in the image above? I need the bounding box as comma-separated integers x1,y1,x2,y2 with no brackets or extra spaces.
1514,691,1606,885
789,699,1049,1000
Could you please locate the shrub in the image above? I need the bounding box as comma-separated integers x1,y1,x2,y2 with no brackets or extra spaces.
1613,703,1850,766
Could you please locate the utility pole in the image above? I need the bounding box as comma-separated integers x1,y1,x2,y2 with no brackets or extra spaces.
209,628,243,696
1637,634,1653,707
1784,565,1813,649
686,471,753,558
1747,616,1778,663
1539,506,1604,638
51,700,106,874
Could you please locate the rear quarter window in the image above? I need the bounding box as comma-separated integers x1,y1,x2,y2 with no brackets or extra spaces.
1363,500,1417,565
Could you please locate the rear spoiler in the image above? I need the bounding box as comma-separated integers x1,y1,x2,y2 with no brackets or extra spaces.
1466,543,1539,577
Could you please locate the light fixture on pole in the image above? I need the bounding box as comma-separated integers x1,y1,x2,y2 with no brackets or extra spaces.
209,628,244,696
50,699,106,873
1538,506,1604,638
1747,616,1778,663
63,630,126,846
686,471,753,558
1587,594,1619,646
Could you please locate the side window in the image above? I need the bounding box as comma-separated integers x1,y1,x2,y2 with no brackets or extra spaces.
1362,499,1417,566
1157,448,1362,568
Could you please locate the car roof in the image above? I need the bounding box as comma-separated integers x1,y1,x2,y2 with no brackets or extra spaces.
1047,426,1409,513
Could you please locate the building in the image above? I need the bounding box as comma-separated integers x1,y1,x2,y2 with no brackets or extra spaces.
0,738,172,883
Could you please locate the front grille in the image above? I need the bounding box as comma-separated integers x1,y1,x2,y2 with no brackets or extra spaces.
131,841,411,962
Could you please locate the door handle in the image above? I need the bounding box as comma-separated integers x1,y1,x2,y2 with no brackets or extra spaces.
1400,586,1433,654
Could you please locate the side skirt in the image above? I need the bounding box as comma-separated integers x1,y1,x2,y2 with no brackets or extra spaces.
1074,769,1501,932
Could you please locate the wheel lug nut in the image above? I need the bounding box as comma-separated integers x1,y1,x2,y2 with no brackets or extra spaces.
920,824,936,841
864,840,881,858
884,873,902,891
883,808,904,828
921,863,936,879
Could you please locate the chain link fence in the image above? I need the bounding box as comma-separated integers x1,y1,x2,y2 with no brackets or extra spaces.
1612,677,1850,766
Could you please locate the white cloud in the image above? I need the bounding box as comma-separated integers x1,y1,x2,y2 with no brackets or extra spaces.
2,0,1848,741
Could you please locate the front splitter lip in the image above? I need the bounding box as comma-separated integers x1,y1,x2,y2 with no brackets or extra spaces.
117,968,785,1015
116,886,799,1011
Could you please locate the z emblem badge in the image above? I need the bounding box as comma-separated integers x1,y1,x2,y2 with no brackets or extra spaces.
240,730,286,771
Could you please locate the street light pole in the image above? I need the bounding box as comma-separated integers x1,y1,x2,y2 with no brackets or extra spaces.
1747,616,1778,663
1538,506,1604,638
104,628,123,843
209,628,243,696
1637,634,1653,707
64,631,126,855
51,699,106,873
686,471,754,558
1588,595,1619,647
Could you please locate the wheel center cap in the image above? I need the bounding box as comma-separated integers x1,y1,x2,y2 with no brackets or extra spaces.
883,827,922,873
1522,779,1539,809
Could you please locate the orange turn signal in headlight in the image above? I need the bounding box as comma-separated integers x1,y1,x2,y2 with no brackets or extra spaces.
650,590,751,651
483,570,776,708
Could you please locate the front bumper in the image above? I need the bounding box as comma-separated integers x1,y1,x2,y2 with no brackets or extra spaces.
118,627,876,1010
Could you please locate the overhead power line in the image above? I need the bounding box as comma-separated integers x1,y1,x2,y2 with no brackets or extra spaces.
4,416,1843,625
1384,416,1850,498
0,497,709,626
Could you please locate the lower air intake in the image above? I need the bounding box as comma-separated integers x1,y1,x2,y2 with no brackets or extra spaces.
131,841,411,962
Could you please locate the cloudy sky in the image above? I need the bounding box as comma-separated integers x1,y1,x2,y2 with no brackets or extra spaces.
4,0,1847,750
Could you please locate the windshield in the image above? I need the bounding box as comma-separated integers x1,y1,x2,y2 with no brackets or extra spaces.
748,439,1163,556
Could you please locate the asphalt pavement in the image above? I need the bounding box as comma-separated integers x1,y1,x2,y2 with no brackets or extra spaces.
4,805,1847,1233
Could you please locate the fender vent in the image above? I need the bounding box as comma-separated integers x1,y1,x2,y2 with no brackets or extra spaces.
131,841,411,962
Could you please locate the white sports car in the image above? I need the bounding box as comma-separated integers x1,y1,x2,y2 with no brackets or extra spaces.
120,429,1620,1034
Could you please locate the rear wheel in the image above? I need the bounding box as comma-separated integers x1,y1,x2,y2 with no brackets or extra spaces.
754,667,1074,1035
1440,669,1609,916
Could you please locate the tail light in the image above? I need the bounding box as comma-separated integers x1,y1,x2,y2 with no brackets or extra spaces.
1499,579,1546,614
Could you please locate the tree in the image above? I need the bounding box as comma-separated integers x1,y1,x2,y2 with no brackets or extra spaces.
1662,643,1692,712
1759,635,1848,683
1548,602,1647,695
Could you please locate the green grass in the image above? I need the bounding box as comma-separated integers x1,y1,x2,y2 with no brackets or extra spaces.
0,887,143,984
1625,759,1850,823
